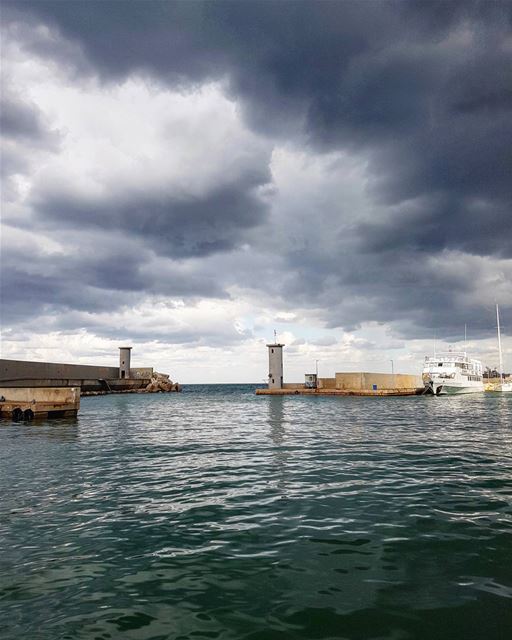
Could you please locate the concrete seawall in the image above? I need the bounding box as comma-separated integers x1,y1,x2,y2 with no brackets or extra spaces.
0,356,179,418
0,359,153,385
0,359,181,394
0,359,119,382
0,359,160,396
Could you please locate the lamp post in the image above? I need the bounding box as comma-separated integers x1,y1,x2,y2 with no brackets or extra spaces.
390,359,395,389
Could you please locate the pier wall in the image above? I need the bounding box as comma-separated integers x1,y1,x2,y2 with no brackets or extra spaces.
282,383,304,390
130,368,154,379
0,359,153,384
316,373,421,391
335,372,422,391
318,377,337,389
0,359,118,382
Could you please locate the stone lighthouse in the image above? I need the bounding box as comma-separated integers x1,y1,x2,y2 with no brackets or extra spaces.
119,346,132,379
267,341,284,390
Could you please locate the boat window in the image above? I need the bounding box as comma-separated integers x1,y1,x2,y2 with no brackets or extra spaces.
438,363,443,367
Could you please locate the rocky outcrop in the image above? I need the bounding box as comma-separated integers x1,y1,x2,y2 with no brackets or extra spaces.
144,372,182,393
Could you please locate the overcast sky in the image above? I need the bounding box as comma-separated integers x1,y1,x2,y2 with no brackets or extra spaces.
1,0,511,382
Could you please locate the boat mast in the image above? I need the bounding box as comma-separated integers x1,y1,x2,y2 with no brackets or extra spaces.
497,304,504,384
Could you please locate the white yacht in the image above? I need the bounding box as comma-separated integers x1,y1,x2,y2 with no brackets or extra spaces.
423,351,484,395
493,304,512,393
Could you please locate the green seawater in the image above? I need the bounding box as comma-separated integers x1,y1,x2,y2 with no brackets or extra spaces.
1,385,511,639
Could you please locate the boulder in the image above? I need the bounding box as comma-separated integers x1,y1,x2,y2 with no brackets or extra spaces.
144,374,181,392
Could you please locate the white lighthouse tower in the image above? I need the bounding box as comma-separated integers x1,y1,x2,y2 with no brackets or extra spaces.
267,340,284,390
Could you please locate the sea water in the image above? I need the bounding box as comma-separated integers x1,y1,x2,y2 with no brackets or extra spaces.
1,385,511,639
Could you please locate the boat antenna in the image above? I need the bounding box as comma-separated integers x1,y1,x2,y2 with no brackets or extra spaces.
497,304,504,385
274,329,277,343
434,331,436,358
464,323,467,353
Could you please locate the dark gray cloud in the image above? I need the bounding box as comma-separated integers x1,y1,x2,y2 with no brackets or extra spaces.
0,236,227,329
0,89,60,186
33,180,269,259
2,0,512,344
0,70,61,144
1,95,50,142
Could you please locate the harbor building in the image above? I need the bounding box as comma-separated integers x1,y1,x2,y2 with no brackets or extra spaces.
304,373,318,389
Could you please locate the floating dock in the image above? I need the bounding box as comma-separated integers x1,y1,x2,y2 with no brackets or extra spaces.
0,386,80,420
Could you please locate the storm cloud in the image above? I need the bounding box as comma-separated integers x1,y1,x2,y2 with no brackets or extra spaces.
1,0,512,375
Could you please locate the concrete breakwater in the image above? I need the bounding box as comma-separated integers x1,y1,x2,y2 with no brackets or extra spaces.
0,348,181,417
261,342,423,397
0,357,155,393
0,349,181,395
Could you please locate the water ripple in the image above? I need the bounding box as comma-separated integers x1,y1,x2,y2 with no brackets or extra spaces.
1,387,511,639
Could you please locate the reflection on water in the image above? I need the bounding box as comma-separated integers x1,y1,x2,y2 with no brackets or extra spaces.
268,395,285,444
0,387,511,640
0,418,79,441
267,396,288,494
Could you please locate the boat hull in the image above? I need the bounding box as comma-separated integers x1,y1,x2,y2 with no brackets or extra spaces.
434,384,484,395
424,381,484,395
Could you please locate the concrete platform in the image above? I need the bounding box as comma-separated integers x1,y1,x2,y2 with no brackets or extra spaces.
256,388,423,397
0,387,80,420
